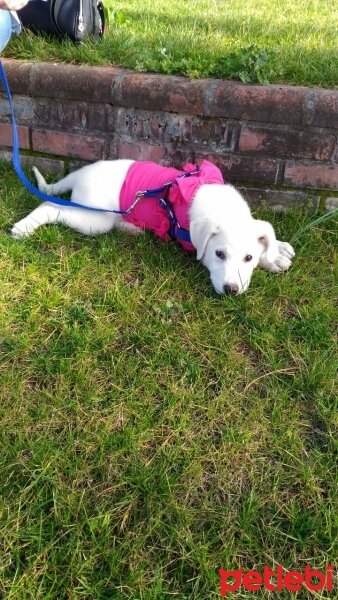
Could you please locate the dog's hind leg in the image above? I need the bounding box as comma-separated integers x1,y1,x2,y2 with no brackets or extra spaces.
11,202,117,238
11,167,86,237
11,203,68,238
32,166,78,196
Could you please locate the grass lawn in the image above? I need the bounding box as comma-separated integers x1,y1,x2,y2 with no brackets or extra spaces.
4,0,338,87
0,160,337,598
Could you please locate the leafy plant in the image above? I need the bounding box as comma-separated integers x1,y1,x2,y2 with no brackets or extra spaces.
135,45,278,83
136,47,215,78
213,45,278,84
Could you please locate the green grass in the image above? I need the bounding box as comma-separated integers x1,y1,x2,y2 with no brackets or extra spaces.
4,0,338,87
0,160,337,599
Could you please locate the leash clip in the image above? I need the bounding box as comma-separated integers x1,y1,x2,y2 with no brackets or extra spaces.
124,190,146,215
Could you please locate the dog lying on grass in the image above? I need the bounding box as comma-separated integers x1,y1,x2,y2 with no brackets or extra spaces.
11,159,295,294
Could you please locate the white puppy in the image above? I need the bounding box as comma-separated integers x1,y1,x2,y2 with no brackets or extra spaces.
11,159,295,294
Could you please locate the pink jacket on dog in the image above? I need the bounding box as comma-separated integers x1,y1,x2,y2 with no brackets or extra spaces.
119,160,224,251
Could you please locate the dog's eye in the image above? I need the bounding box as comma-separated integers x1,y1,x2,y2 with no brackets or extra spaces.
244,254,253,262
215,250,225,260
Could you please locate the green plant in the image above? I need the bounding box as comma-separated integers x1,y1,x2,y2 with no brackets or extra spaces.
213,45,278,84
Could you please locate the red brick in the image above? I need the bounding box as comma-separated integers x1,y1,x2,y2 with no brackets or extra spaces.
117,141,166,162
205,81,307,124
32,129,107,161
311,90,338,129
238,186,319,211
115,109,230,146
150,115,166,140
186,116,233,146
239,125,335,160
33,99,87,131
29,62,123,103
0,95,35,125
32,99,109,133
332,142,338,163
196,153,280,184
116,109,196,146
87,104,110,133
155,114,191,143
284,162,338,190
115,72,206,115
115,109,147,140
0,123,30,149
20,155,65,175
1,59,32,94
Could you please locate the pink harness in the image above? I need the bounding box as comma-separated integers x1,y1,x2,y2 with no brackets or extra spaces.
119,160,224,251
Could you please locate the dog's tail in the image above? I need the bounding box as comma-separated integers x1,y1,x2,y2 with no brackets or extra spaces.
32,166,77,196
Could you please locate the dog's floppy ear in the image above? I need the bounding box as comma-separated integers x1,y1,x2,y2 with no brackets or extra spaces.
190,219,219,260
254,219,279,263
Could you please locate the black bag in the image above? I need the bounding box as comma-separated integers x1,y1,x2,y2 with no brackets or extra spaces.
18,0,105,43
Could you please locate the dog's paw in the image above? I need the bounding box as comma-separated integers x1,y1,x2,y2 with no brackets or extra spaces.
260,240,295,273
267,241,295,273
267,255,292,273
11,224,28,239
277,241,295,260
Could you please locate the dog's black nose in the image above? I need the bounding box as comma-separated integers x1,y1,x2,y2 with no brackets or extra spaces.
224,283,239,295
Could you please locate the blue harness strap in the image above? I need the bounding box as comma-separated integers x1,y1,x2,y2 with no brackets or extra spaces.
0,60,194,244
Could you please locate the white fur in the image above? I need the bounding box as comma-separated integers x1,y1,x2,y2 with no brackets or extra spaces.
11,159,295,294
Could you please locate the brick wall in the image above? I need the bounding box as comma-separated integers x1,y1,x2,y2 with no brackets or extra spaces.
1,59,337,211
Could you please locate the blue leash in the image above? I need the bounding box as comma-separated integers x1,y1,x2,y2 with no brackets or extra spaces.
0,60,114,213
0,60,196,243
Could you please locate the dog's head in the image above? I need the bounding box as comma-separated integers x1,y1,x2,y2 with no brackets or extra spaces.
190,185,279,295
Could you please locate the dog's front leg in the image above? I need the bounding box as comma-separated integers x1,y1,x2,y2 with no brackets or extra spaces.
259,240,295,273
